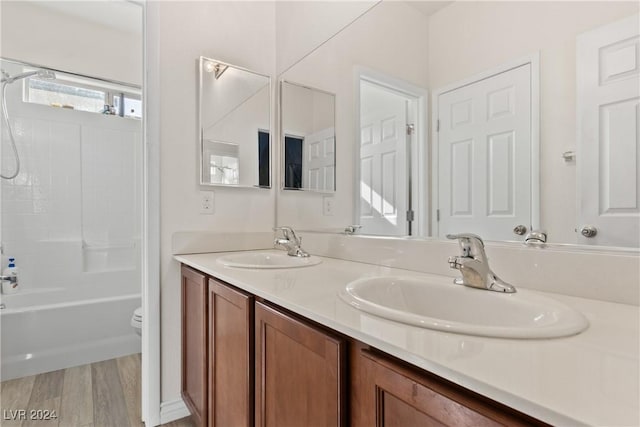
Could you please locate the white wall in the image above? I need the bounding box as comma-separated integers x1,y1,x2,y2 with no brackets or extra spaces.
277,1,429,230
281,83,334,137
428,1,639,244
154,1,276,403
275,0,378,74
0,1,142,85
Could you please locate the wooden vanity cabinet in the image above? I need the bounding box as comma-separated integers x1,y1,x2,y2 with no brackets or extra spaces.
255,302,347,427
207,278,254,427
181,265,209,427
350,342,548,427
182,265,546,427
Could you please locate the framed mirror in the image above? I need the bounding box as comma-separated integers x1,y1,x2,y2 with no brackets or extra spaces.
275,1,639,249
199,56,271,188
280,80,336,192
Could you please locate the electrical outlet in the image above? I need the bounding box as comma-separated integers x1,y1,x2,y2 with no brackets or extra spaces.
200,191,214,214
323,196,334,216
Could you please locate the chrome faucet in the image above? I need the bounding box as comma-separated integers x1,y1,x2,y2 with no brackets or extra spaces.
447,233,516,293
274,226,310,257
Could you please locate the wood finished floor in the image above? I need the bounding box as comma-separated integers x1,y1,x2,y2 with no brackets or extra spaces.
0,354,194,427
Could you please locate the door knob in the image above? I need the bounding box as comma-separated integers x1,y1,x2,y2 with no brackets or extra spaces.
580,225,598,238
513,225,527,235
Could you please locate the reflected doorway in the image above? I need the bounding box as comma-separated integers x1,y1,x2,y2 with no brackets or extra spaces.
358,79,419,236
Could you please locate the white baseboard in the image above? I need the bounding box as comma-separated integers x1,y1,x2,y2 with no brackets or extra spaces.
159,398,190,425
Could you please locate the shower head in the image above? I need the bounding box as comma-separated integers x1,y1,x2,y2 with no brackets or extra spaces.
1,69,56,84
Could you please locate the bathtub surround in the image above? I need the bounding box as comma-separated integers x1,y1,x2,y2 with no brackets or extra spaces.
0,60,143,379
0,2,143,384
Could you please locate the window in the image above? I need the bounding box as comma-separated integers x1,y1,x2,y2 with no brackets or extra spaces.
27,78,106,113
24,71,142,119
210,154,239,185
204,141,240,185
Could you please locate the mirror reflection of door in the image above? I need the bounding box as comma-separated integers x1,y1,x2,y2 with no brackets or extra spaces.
436,61,534,241
303,127,335,191
280,81,336,191
577,14,640,247
359,80,417,236
284,135,304,189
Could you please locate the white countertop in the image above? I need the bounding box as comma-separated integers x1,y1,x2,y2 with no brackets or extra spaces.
175,250,640,427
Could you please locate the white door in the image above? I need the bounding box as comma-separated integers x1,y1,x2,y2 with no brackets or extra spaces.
302,127,335,191
359,81,409,236
437,64,532,241
577,14,639,247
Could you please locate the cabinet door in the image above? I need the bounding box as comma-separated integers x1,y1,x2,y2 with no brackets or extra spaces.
255,302,346,427
181,265,208,427
352,346,547,427
208,278,254,427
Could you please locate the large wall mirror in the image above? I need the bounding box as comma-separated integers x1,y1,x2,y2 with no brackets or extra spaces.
199,57,271,188
276,1,639,249
281,81,336,192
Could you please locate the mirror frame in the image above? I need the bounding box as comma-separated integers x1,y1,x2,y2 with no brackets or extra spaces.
198,56,272,189
279,79,337,193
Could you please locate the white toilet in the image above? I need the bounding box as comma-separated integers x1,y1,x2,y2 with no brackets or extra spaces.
131,307,142,337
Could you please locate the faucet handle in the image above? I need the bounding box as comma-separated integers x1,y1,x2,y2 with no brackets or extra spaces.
446,233,486,260
447,256,460,269
344,225,362,235
446,233,484,246
273,226,300,244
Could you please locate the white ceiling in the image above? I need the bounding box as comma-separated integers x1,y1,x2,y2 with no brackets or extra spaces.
25,0,142,34
404,1,454,17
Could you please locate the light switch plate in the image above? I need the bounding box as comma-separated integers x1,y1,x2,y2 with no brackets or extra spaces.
323,196,334,216
200,191,214,214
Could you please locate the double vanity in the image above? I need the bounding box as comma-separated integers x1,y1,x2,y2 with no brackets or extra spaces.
176,241,639,427
180,2,640,425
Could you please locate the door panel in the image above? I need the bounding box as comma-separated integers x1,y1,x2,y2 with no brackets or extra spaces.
303,127,335,191
438,63,532,240
359,81,409,236
577,14,639,247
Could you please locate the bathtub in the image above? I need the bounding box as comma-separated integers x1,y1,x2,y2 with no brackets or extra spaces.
0,286,141,381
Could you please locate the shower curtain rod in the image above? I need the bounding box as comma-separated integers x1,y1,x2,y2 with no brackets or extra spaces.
0,57,141,90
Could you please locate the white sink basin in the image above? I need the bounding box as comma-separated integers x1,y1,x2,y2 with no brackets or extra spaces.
217,252,322,269
339,276,589,339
